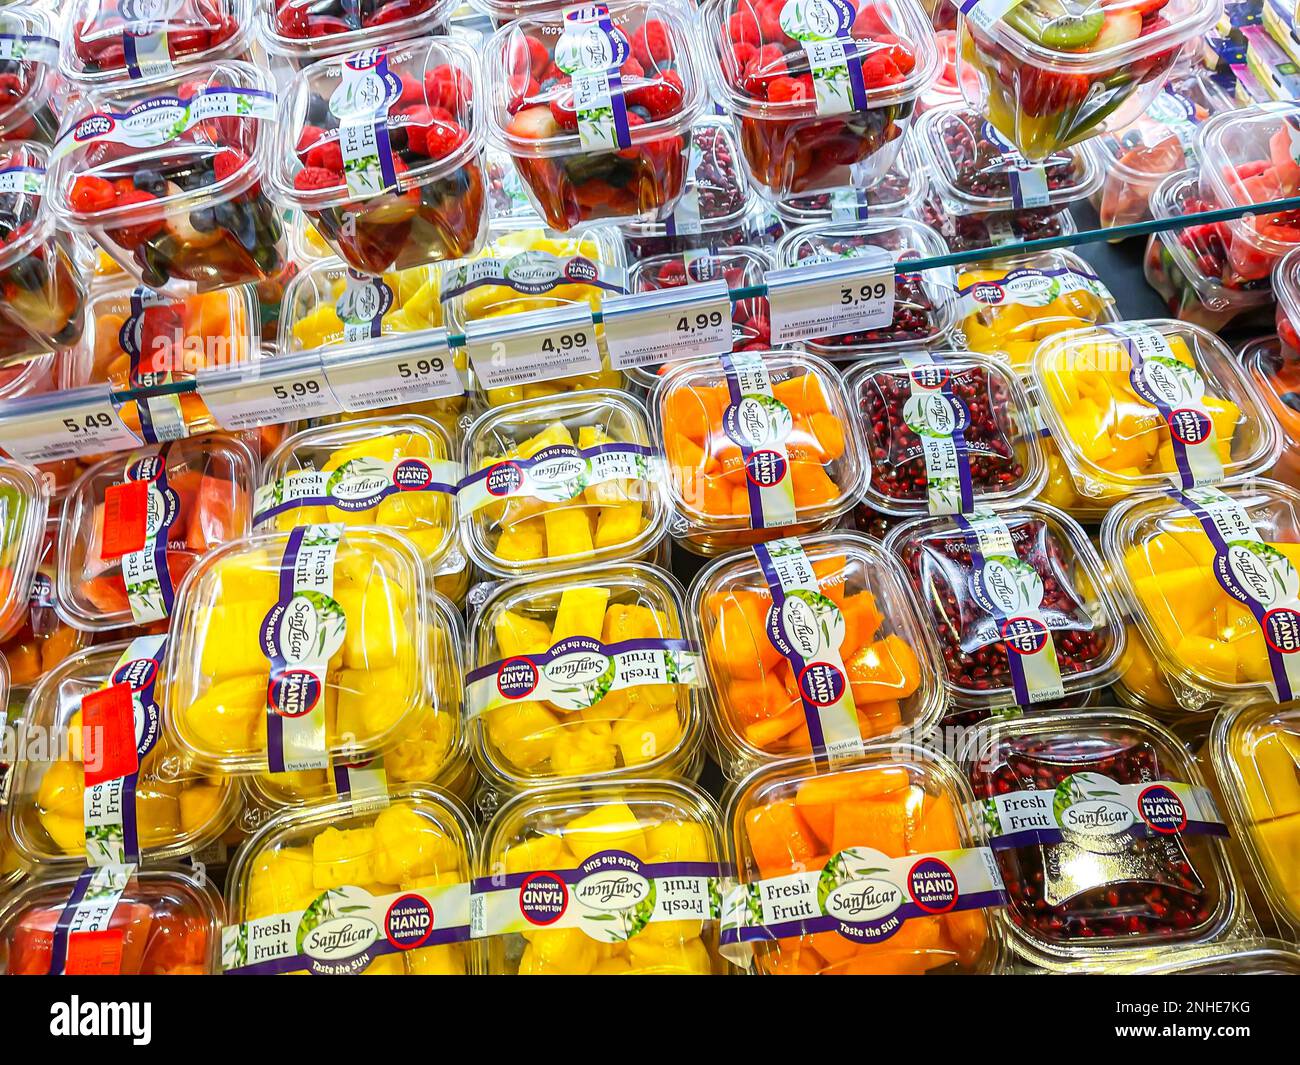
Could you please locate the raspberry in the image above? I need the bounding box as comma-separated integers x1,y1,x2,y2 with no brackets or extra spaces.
727,11,762,47
549,92,578,131
68,175,116,214
425,65,472,114
730,41,759,74
0,73,23,98
757,4,792,46
859,51,903,89
620,56,645,80
627,70,684,120
406,107,466,157
296,124,325,157
767,74,813,104
107,190,164,250
631,18,673,69
213,148,247,184
305,136,344,171
293,166,338,192
422,121,467,159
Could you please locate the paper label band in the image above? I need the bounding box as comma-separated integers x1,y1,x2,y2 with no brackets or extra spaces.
900,351,975,516
457,441,652,515
720,352,798,529
330,49,403,199
254,455,460,526
47,864,136,975
555,4,633,150
780,0,868,116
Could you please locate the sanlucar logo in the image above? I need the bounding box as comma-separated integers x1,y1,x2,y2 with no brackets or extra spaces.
822,876,903,922
970,555,1043,617
1224,541,1300,609
1054,772,1134,837
302,916,380,962
574,852,651,911
723,395,792,449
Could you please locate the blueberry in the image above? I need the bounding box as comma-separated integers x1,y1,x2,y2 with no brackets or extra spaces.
213,201,239,231
629,105,652,121
540,77,560,92
305,93,330,127
386,124,408,153
1283,391,1300,413
133,168,167,195
190,206,216,233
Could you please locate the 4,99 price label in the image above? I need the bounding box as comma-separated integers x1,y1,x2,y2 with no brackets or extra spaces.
197,356,341,430
602,279,734,370
0,389,142,463
463,304,602,389
767,247,895,344
322,334,464,413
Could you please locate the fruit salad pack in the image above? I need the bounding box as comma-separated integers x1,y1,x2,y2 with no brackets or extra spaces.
772,132,926,227
474,782,725,975
467,565,703,788
967,710,1241,969
222,789,479,975
62,0,253,87
0,862,222,974
51,61,287,295
957,0,1218,161
259,0,457,65
0,514,88,686
7,637,238,867
702,0,938,198
0,6,64,147
721,750,1006,974
689,532,944,778
272,37,488,275
485,2,706,231
1237,336,1300,496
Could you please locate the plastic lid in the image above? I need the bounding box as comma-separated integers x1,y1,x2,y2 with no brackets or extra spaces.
775,217,957,355
845,349,1046,516
57,435,257,632
884,502,1126,707
1034,319,1281,501
485,2,705,160
6,640,240,866
653,349,867,547
955,248,1119,373
223,788,479,974
1211,702,1300,933
258,0,457,61
917,102,1102,212
965,709,1240,968
702,0,938,119
0,459,49,644
459,389,668,578
723,747,1003,974
0,6,61,140
918,187,1077,252
0,863,223,974
689,531,945,775
773,134,927,226
61,0,253,87
257,414,459,573
1236,338,1300,488
1102,477,1300,704
479,779,723,975
467,562,702,788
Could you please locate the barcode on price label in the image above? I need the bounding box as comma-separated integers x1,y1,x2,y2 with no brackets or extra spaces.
197,356,341,430
322,334,464,412
462,304,602,389
0,388,142,463
767,248,895,344
602,279,733,369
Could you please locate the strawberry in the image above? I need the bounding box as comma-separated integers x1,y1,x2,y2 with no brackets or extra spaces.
727,11,762,47
549,91,578,131
107,191,164,250
627,70,684,120
425,65,472,114
293,166,338,192
275,3,309,38
730,41,760,76
69,175,116,214
631,18,674,69
305,136,344,171
421,121,467,159
757,4,793,46
525,35,550,76
296,124,325,157
767,74,813,104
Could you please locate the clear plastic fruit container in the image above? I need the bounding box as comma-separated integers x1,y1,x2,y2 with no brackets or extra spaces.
1276,244,1300,360
845,350,1046,517
957,0,1217,161
467,563,703,789
1102,477,1300,709
0,514,89,686
0,6,65,146
440,224,625,409
916,185,1077,252
1210,700,1300,937
6,639,240,866
1238,337,1300,493
485,147,542,229
477,779,725,974
1196,102,1300,282
723,747,1005,974
1113,937,1300,974
1143,171,1276,333
884,502,1126,709
0,863,222,974
1092,69,1230,229
1034,320,1280,503
288,209,333,264
772,132,927,227
484,2,706,231
0,815,23,893
246,591,472,809
460,390,667,578
0,460,48,644
701,0,937,199
774,217,957,357
653,349,867,555
0,142,87,356
916,101,1102,212
56,434,257,632
165,524,434,775
61,0,253,87
689,531,945,778
258,0,457,64
223,787,480,974
272,37,488,275
624,244,772,390
49,60,288,295
964,709,1242,970
954,249,1119,373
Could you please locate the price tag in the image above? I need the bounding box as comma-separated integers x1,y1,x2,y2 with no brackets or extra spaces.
322,331,465,412
0,386,142,463
197,355,341,431
462,304,602,390
766,248,895,344
602,279,733,370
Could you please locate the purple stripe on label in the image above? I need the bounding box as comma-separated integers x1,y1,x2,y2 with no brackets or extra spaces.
990,819,1229,850
455,442,652,492
465,635,697,685
266,527,308,773
471,859,720,894
47,867,99,975
225,923,473,975
720,353,768,529
954,514,1032,706
841,38,870,113
124,449,179,618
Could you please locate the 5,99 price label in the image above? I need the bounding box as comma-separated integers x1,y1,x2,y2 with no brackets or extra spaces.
766,247,895,344
602,279,733,370
197,356,341,430
462,304,602,389
322,334,464,413
0,389,142,463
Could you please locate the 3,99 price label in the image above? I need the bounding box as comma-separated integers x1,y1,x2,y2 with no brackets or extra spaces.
767,247,895,344
602,279,734,370
322,334,464,412
0,389,142,463
197,357,341,430
463,304,602,389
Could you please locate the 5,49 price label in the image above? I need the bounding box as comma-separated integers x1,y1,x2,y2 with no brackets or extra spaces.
322,332,464,413
462,304,602,390
602,278,734,370
767,247,895,344
197,355,341,430
0,388,142,463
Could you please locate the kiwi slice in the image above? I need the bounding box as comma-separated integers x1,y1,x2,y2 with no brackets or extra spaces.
1004,0,1104,49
